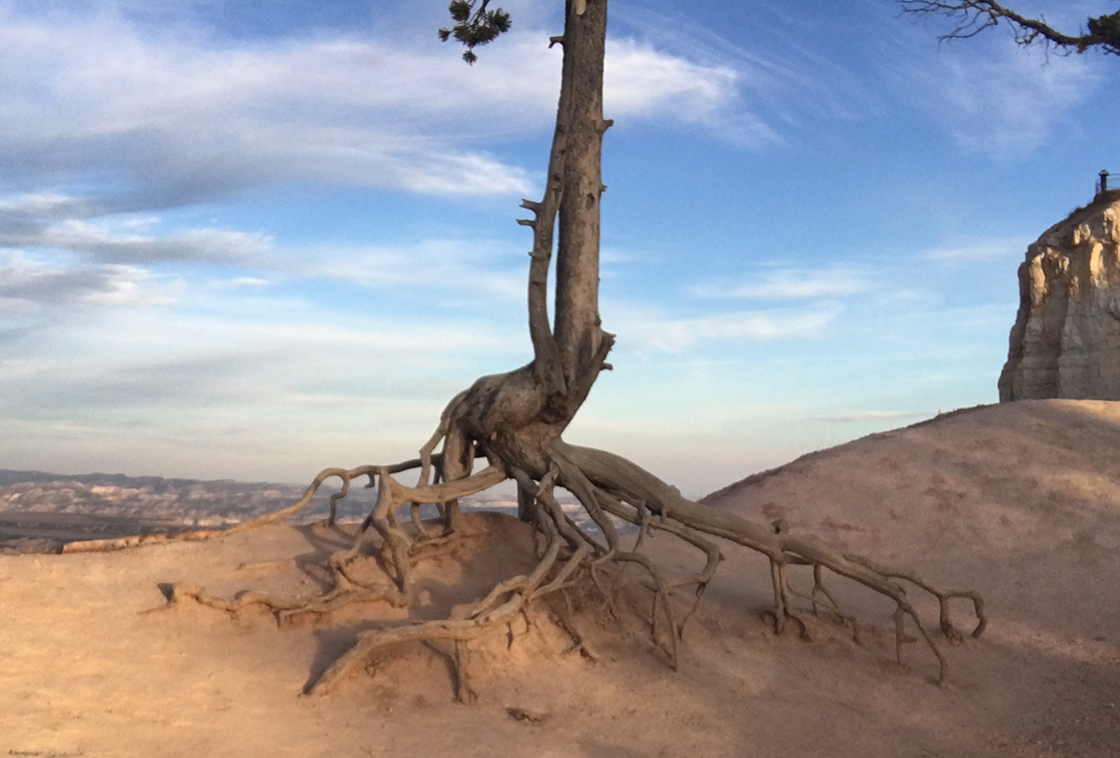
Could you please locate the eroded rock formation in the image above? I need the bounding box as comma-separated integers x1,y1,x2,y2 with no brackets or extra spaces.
999,189,1120,401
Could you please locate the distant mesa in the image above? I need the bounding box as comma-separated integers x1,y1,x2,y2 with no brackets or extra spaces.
999,173,1120,401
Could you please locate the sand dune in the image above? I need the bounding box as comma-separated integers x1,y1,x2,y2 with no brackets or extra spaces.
1,399,1117,757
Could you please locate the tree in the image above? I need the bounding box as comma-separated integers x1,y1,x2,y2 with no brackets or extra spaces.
900,1,1120,56
164,0,986,700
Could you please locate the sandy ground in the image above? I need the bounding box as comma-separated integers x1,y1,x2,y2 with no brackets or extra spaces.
1,398,1118,757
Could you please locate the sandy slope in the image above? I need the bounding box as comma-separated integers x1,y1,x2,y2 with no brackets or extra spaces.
1,399,1118,757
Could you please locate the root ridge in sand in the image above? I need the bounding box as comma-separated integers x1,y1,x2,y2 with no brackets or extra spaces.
148,428,985,700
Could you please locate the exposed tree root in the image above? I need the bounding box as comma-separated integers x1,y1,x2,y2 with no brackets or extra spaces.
62,528,225,553
158,413,986,699
561,442,986,681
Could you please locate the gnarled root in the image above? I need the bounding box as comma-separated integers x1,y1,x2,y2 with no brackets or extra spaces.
165,422,986,698
164,453,505,625
559,442,987,684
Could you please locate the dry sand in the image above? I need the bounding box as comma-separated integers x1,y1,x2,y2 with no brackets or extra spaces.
1,398,1118,757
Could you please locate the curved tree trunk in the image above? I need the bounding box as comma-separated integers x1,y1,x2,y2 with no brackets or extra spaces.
429,0,614,482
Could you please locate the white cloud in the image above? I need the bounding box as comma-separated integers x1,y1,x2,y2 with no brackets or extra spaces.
603,38,782,146
286,238,527,301
894,42,1099,159
615,304,840,351
0,10,541,200
0,250,178,307
0,193,99,219
0,196,274,264
691,267,873,299
0,5,773,207
82,267,179,306
606,39,737,119
921,238,1029,262
0,304,525,434
3,219,273,265
387,148,534,196
610,4,878,141
0,198,530,305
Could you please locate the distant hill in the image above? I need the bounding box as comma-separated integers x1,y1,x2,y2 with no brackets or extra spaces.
0,467,317,517
0,467,520,553
0,468,246,489
0,468,329,553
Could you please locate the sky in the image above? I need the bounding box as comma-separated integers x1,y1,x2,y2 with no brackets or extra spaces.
1,0,1117,496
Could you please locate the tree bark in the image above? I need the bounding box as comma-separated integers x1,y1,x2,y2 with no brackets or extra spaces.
432,0,614,481
554,0,609,403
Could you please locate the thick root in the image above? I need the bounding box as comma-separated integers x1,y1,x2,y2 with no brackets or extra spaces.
62,528,224,553
558,442,987,684
162,428,986,698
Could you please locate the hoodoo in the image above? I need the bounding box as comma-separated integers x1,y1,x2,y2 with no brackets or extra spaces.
1000,184,1120,401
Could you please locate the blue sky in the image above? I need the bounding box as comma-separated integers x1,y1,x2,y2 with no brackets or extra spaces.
0,0,1116,496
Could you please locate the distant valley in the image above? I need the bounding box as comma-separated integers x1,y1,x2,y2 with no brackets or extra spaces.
0,468,324,553
0,468,559,554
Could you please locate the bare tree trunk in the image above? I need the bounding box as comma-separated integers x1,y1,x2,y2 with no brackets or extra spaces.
554,0,608,401
425,0,615,481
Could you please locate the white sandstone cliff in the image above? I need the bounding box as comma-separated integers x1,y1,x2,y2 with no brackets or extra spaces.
999,190,1120,401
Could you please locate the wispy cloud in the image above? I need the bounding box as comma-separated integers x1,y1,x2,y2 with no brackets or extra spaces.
0,9,540,202
612,3,879,142
690,267,873,300
615,304,840,351
890,40,1099,159
289,238,527,301
0,306,524,434
604,38,779,146
0,193,104,223
0,4,772,212
0,250,177,307
0,208,273,265
921,238,1029,262
0,201,532,337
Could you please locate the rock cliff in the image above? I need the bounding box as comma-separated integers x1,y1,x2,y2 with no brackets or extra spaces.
999,190,1120,401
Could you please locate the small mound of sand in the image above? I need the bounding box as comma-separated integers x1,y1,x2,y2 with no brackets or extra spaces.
0,399,1117,757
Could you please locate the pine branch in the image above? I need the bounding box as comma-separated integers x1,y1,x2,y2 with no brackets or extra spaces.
439,0,513,64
